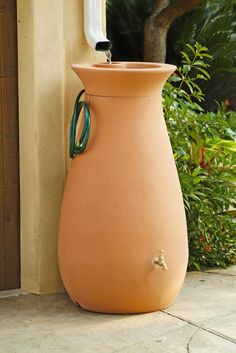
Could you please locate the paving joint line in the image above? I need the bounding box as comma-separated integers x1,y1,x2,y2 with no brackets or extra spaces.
161,310,236,345
186,328,199,353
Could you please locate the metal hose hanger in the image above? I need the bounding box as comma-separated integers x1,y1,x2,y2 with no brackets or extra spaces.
69,89,91,158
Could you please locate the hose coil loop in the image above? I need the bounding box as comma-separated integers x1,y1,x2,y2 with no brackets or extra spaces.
69,89,91,158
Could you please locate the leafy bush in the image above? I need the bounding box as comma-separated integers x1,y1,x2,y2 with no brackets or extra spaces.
163,43,236,270
167,0,236,110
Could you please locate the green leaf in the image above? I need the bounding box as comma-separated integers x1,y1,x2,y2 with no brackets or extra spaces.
169,75,182,82
194,66,211,79
193,60,209,67
182,64,191,74
193,261,201,271
181,51,191,63
186,44,196,55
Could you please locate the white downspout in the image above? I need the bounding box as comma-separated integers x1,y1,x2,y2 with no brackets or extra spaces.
84,0,112,51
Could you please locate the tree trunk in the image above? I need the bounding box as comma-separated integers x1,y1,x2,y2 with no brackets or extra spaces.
144,0,203,63
144,15,169,63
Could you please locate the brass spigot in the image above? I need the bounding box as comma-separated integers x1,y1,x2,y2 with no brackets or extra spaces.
152,250,168,270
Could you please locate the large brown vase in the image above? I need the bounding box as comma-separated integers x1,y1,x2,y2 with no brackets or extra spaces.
58,62,188,314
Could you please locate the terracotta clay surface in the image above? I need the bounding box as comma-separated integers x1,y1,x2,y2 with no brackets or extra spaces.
58,62,188,313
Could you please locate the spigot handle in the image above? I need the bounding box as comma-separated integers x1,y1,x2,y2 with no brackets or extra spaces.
152,250,168,270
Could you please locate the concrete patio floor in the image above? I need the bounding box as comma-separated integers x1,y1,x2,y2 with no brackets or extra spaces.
0,267,235,353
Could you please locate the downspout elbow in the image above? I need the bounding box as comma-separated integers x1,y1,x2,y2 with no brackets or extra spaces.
84,0,112,51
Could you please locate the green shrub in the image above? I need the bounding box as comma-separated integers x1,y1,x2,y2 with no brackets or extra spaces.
168,0,236,111
163,43,236,270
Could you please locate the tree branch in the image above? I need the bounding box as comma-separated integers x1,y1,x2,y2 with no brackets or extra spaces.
153,0,171,16
144,0,204,62
157,0,204,28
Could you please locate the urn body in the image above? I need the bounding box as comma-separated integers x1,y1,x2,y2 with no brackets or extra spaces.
58,62,188,313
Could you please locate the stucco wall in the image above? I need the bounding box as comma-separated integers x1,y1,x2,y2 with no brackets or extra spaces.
17,0,105,293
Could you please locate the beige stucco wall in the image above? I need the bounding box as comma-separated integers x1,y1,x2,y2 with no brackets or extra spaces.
17,0,105,293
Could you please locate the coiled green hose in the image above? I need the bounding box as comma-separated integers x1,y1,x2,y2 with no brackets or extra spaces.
69,89,91,158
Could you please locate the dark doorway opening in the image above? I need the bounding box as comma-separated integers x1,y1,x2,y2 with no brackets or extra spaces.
0,0,20,290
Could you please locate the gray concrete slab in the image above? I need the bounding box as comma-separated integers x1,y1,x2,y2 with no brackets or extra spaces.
187,329,236,353
0,268,235,353
165,270,236,340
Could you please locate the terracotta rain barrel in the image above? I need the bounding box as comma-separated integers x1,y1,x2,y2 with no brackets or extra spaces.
58,62,188,314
